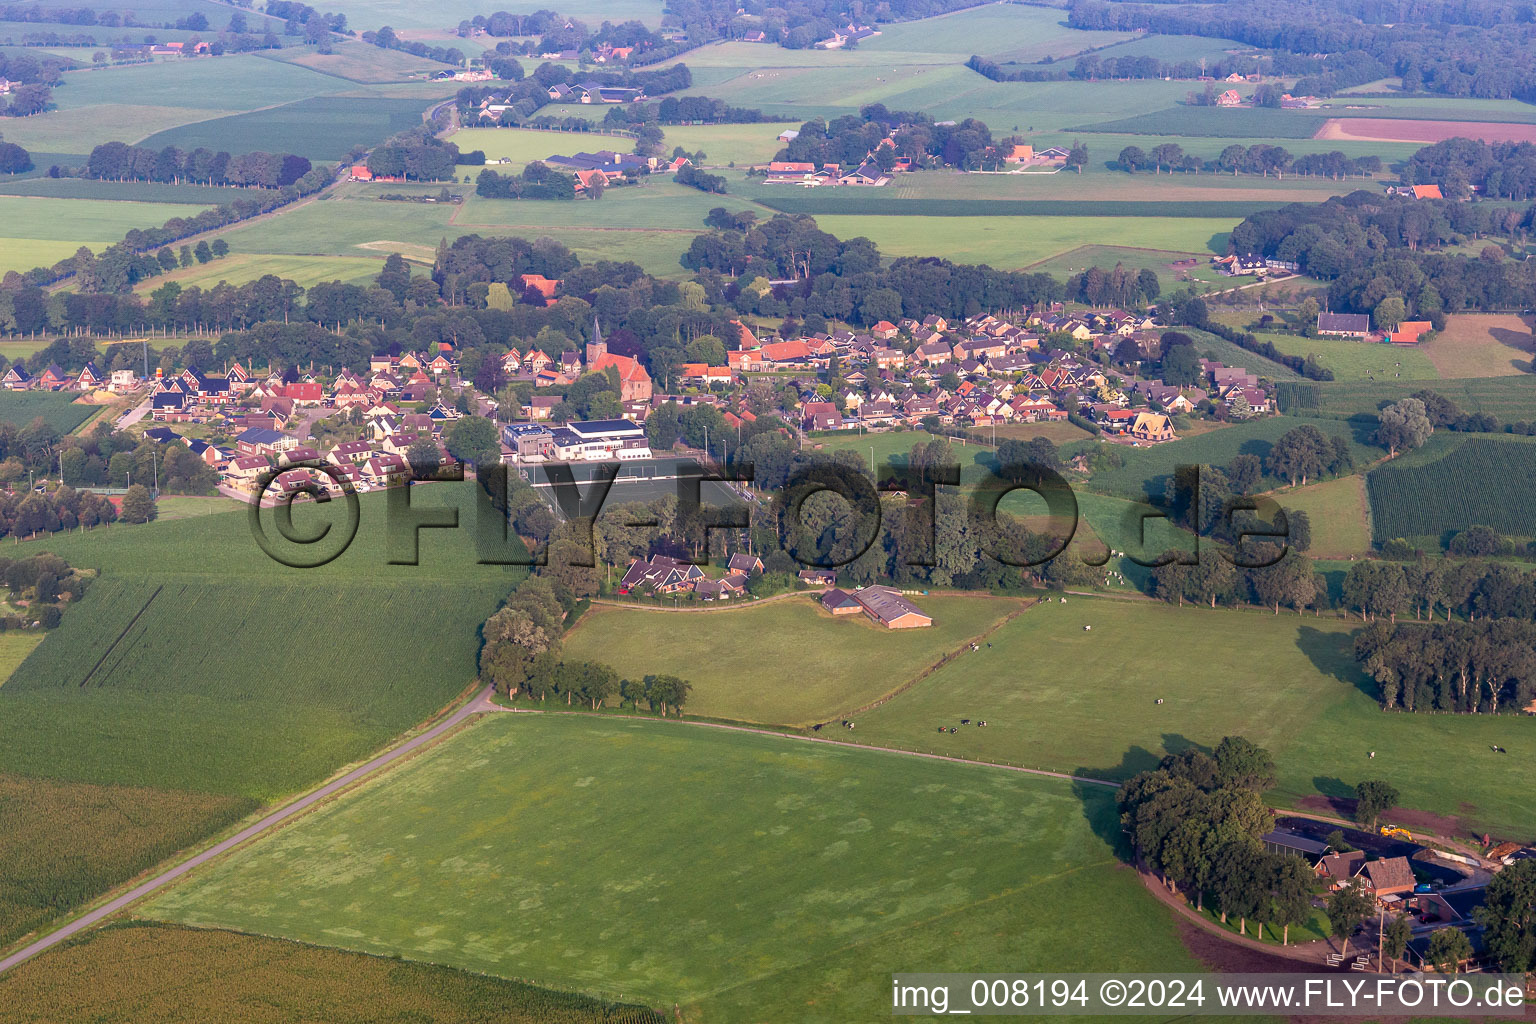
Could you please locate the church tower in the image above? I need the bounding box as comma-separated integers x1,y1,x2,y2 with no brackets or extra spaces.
585,316,607,366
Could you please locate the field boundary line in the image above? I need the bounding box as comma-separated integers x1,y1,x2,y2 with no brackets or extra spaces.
832,595,1036,720
78,583,162,688
0,683,497,977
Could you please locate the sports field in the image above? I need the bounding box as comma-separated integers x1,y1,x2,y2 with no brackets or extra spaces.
142,714,1198,1021
560,594,1018,725
0,922,666,1024
846,597,1536,834
809,214,1235,268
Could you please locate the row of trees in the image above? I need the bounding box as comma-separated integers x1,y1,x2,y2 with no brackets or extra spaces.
1119,143,1381,181
1356,618,1536,713
1341,557,1536,624
83,142,312,188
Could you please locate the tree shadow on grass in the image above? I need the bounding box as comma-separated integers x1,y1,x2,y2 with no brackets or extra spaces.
1296,625,1374,700
1071,742,1196,860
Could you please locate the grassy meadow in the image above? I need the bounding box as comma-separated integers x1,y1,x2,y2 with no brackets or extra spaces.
137,96,436,162
143,713,1198,1022
560,594,1018,725
0,196,214,276
1265,475,1373,558
846,596,1536,835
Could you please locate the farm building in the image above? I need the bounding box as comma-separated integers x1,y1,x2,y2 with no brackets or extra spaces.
820,588,863,615
1317,312,1371,338
849,586,932,629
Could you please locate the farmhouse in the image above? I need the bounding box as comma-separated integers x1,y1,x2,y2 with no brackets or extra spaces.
1317,312,1371,338
620,554,706,594
1357,856,1416,901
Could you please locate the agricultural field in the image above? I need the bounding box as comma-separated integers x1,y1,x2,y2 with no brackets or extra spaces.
845,597,1536,835
0,774,252,947
806,214,1237,269
0,196,214,276
1249,331,1439,382
1315,118,1536,144
135,253,390,293
259,39,457,84
1281,374,1536,420
448,127,620,167
661,122,803,167
863,4,1138,62
0,178,242,205
1419,314,1533,377
0,923,667,1024
560,594,1018,725
1366,433,1536,547
317,0,663,31
1265,475,1373,559
1074,106,1331,140
1025,245,1233,287
142,714,1199,1021
137,96,438,163
1079,416,1382,501
0,391,96,434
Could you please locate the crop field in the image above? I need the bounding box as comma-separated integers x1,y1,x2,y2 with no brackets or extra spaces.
0,774,252,947
867,3,1136,61
448,127,622,167
0,391,95,433
0,238,98,277
806,214,1236,268
1367,433,1536,546
136,253,389,292
1419,314,1533,377
142,714,1198,1021
1080,416,1382,501
1265,475,1373,558
560,594,1017,725
260,39,456,83
0,178,242,204
0,196,213,242
661,122,802,166
1025,245,1238,286
1074,107,1330,140
755,195,1284,220
50,55,349,115
0,923,667,1024
1280,374,1536,420
846,598,1536,834
138,96,435,162
317,0,663,31
1316,118,1536,144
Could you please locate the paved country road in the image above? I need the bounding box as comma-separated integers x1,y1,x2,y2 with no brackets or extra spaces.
0,684,497,977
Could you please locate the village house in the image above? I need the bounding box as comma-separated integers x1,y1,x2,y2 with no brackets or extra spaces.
620,554,706,594
1317,312,1371,338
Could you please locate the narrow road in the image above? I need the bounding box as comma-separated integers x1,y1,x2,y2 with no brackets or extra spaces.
0,684,495,977
114,398,151,429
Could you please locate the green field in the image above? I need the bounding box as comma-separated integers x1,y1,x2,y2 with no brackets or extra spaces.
316,0,662,30
1281,374,1536,420
0,391,96,433
0,178,244,205
0,196,214,275
662,122,802,166
450,127,622,166
1366,433,1536,547
0,922,666,1024
260,39,458,83
1205,318,1441,382
846,597,1536,834
864,4,1137,62
136,252,390,292
143,714,1199,1021
1265,475,1373,558
561,594,1017,726
1080,416,1382,501
1072,106,1331,140
137,96,435,162
807,214,1235,268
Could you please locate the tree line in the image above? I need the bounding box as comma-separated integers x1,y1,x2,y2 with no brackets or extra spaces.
474,163,578,201
83,141,312,188
1356,618,1535,714
1118,142,1381,180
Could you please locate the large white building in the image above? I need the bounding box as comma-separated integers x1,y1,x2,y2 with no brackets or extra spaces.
548,419,652,461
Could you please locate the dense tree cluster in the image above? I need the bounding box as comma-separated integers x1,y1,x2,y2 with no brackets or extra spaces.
1119,738,1317,941
1230,189,1536,317
776,105,996,171
1405,138,1536,200
366,128,460,182
1066,263,1159,307
84,142,311,188
1118,142,1380,180
0,141,32,174
674,164,726,193
686,213,1061,324
1068,0,1536,101
1355,619,1536,713
601,95,768,129
474,163,578,200
1344,556,1536,625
